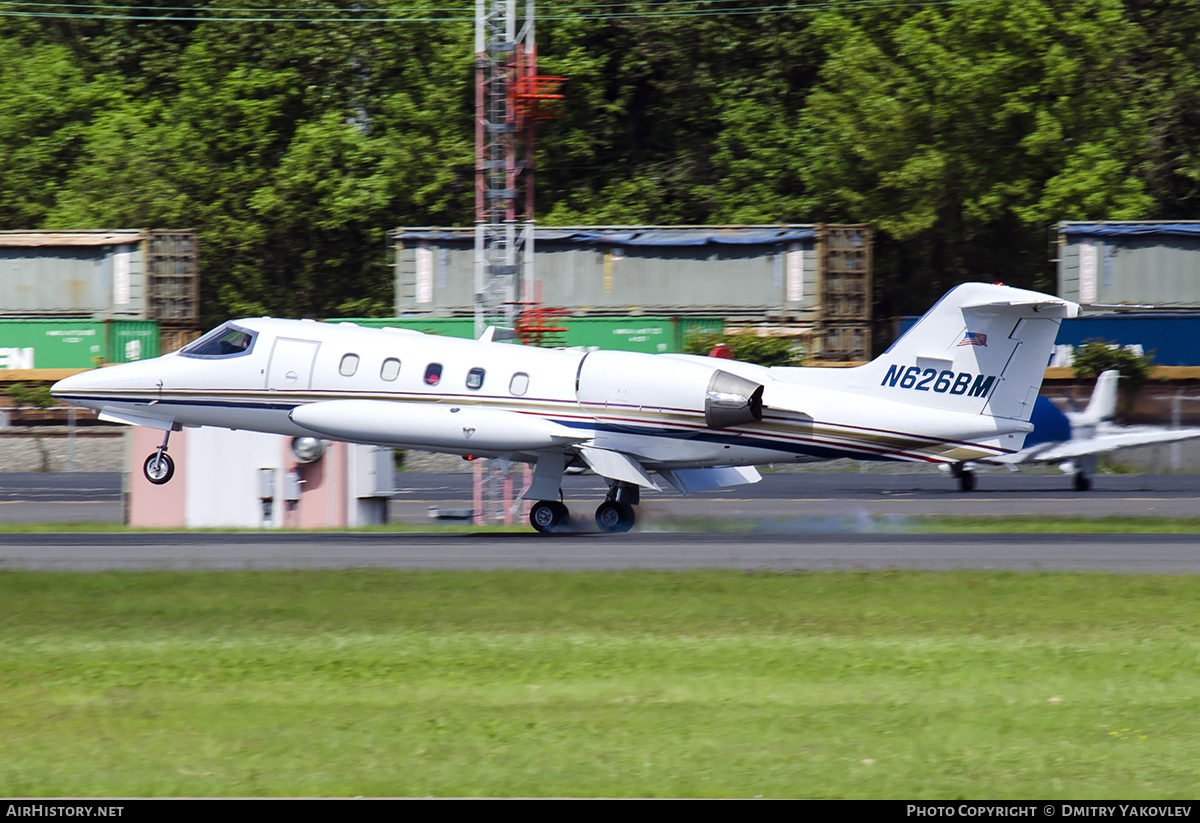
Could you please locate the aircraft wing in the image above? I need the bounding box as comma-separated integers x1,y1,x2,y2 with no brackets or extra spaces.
1011,426,1200,464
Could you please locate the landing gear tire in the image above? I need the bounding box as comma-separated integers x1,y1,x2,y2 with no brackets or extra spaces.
143,452,175,485
595,500,635,533
530,500,570,533
1074,472,1092,492
959,470,976,492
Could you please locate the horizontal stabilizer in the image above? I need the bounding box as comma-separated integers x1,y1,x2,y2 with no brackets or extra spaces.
658,465,762,494
959,297,1077,313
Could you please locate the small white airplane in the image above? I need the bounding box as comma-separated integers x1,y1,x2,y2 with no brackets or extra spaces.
945,369,1200,491
51,282,1077,532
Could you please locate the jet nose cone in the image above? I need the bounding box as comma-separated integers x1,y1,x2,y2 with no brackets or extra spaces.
50,370,92,400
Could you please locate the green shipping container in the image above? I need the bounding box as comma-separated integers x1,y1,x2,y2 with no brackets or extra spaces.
107,320,162,364
556,317,724,353
334,317,477,339
329,316,725,354
0,320,160,370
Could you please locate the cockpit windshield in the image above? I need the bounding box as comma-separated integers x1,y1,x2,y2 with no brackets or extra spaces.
180,323,257,358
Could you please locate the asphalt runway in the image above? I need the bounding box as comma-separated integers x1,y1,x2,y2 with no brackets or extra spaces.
1,531,1199,573
399,470,1200,521
2,471,1199,573
6,470,1200,523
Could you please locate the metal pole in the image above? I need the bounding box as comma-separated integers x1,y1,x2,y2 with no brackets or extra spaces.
67,407,76,472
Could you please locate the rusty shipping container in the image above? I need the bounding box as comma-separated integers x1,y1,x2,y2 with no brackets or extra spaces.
0,229,199,324
1057,221,1200,308
391,225,872,321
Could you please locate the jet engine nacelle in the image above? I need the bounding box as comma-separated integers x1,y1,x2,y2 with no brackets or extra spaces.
575,351,764,429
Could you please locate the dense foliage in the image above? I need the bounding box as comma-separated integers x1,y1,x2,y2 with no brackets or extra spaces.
1,1,1197,325
1072,338,1155,395
682,329,804,367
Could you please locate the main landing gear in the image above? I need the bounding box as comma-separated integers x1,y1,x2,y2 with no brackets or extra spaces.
143,429,175,485
529,500,570,532
528,481,640,534
951,462,976,492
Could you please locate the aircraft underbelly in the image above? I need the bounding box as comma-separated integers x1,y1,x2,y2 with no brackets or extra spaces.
161,402,309,437
590,430,793,469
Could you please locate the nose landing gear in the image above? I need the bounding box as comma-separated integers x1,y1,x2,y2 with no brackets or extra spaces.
143,428,176,485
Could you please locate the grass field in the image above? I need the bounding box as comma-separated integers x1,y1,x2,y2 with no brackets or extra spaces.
1,569,1198,798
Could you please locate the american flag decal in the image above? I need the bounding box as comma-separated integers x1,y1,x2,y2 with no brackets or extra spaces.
958,332,988,347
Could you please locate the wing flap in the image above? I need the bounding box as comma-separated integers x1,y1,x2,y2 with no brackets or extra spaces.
658,466,762,494
576,446,661,490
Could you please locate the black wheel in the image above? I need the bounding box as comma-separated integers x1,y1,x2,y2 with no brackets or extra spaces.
1074,472,1092,492
530,500,569,533
595,500,634,533
959,470,976,492
143,452,175,485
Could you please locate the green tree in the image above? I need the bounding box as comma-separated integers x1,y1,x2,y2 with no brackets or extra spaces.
6,0,1200,331
0,38,126,227
28,2,474,323
791,1,1152,316
1072,339,1154,394
683,329,804,367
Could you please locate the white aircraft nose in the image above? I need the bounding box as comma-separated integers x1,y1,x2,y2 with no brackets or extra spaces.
51,360,162,404
50,369,95,400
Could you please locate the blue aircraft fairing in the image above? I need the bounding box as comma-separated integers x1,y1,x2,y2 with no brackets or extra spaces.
1023,395,1072,449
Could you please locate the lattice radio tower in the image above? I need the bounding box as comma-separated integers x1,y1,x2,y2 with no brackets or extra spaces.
473,0,563,523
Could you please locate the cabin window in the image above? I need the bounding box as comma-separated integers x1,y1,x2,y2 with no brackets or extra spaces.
179,323,257,359
339,354,359,377
509,372,530,396
380,358,401,382
466,367,486,390
424,363,443,386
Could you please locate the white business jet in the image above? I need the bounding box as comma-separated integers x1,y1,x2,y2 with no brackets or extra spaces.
946,369,1200,491
51,282,1077,532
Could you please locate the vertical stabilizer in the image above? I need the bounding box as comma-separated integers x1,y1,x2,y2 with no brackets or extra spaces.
844,283,1079,422
1074,369,1119,426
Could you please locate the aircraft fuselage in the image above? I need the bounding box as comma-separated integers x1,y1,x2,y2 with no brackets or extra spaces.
52,317,1027,470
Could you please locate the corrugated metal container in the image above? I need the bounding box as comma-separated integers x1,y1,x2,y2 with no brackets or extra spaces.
0,229,199,323
107,320,162,364
896,312,1200,367
0,319,160,369
1052,313,1200,367
814,322,871,362
391,225,857,321
1057,222,1200,307
334,317,476,338
145,232,200,323
159,326,203,355
329,316,724,354
556,317,724,353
